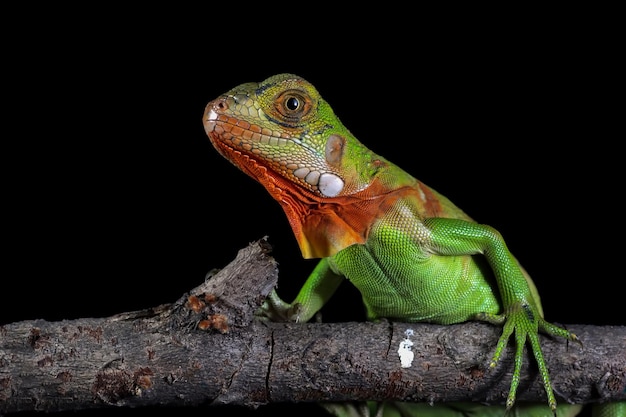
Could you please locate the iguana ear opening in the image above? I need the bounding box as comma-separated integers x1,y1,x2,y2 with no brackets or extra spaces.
325,134,345,165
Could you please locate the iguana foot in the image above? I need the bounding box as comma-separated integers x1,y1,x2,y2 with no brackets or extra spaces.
476,302,579,414
256,289,305,322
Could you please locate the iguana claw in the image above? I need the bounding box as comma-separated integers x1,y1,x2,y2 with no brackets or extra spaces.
256,289,305,323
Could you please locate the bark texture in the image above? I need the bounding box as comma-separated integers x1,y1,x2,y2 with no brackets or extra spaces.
0,239,624,414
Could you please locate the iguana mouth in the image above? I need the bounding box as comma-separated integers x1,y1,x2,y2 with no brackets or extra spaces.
204,106,292,147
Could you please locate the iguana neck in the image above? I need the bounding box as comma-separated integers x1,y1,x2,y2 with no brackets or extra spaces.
215,138,441,258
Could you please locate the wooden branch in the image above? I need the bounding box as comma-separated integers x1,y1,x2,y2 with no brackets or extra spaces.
0,238,624,414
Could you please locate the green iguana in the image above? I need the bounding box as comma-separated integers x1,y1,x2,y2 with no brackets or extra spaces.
203,73,624,417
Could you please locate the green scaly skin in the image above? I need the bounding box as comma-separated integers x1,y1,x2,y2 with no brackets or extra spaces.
203,74,624,417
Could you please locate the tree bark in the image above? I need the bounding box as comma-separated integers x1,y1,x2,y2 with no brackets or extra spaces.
0,238,624,414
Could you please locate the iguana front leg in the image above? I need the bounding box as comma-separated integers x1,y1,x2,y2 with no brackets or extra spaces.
260,258,343,323
422,217,580,412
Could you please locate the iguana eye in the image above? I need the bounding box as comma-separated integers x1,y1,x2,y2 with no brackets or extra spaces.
275,90,312,121
285,96,300,111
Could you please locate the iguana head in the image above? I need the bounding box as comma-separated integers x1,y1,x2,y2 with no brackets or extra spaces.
203,73,408,258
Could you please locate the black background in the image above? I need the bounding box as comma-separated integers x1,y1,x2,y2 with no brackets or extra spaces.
3,7,621,417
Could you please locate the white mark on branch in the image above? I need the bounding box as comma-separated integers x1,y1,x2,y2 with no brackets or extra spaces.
398,329,414,368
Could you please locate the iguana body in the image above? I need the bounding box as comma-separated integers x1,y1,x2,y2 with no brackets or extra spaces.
203,74,624,417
